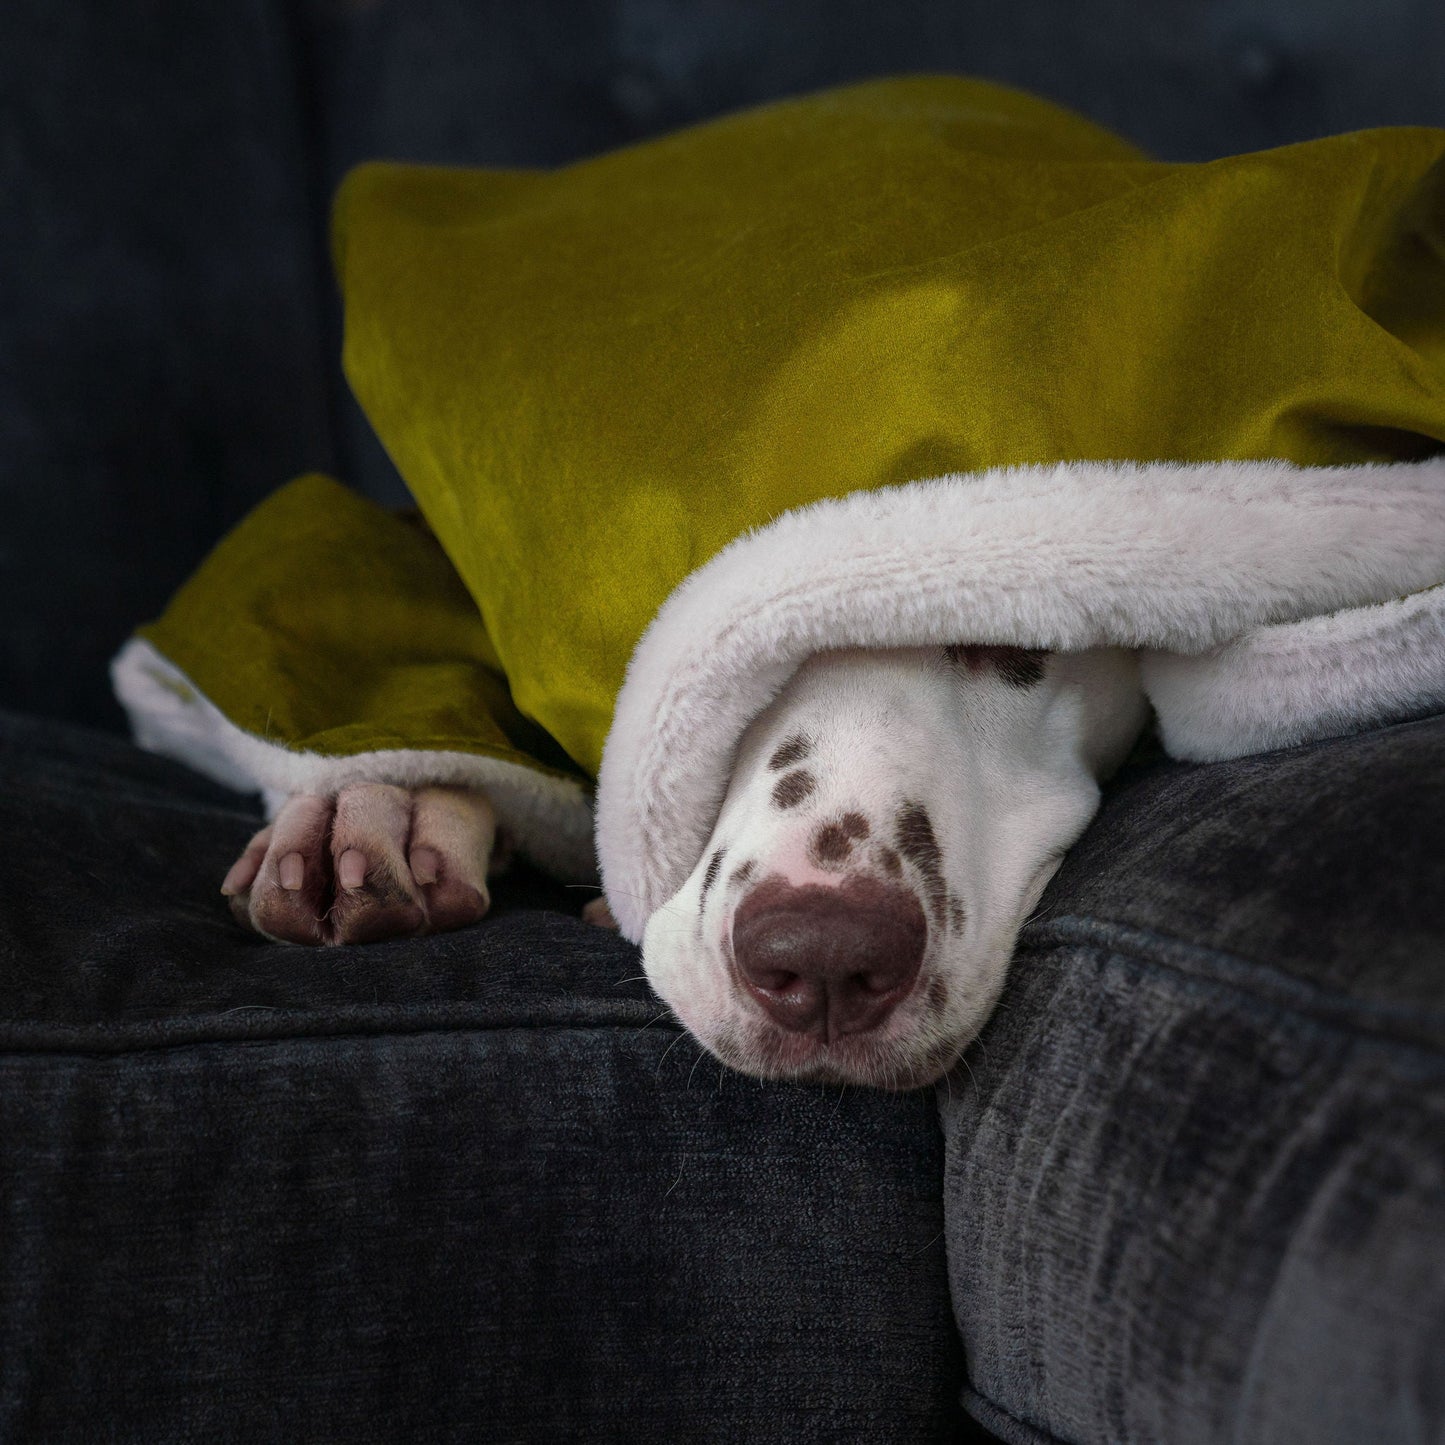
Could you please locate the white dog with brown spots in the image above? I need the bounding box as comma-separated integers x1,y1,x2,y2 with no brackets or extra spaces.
157,457,1444,1093
224,642,1145,1090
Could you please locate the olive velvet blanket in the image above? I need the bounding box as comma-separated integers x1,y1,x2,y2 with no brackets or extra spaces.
111,76,1445,938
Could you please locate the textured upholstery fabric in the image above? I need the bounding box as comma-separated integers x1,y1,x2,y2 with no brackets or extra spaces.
941,716,1445,1444
0,711,966,1444
0,0,335,731
5,6,1444,1441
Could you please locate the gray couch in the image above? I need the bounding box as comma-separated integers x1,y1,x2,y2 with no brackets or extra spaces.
2,4,1442,1441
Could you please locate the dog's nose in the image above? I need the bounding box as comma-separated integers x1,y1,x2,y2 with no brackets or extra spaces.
731,876,926,1038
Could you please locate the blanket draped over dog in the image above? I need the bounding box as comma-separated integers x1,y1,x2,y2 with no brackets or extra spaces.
113,76,1445,939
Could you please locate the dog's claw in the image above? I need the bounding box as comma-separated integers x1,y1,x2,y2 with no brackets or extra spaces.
279,852,305,891
409,846,439,886
337,847,368,891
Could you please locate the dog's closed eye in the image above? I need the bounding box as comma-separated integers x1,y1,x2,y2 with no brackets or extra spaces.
809,812,870,868
943,644,1050,688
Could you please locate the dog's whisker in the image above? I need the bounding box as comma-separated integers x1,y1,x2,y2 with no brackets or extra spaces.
563,882,650,901
654,1030,688,1075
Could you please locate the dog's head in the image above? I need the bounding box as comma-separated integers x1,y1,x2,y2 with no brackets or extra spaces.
640,644,1145,1089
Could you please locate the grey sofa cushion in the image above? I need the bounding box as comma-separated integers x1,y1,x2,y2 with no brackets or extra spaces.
0,712,967,1443
942,717,1445,1445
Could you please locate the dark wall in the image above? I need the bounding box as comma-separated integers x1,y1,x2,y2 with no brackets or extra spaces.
4,0,1444,730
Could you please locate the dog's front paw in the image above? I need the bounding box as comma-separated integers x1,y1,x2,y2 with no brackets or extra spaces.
221,783,497,945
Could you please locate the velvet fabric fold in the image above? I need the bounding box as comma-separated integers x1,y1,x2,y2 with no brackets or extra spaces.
332,74,1445,779
116,75,1445,890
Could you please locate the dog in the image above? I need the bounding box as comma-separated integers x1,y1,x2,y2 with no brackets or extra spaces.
222,642,1148,1088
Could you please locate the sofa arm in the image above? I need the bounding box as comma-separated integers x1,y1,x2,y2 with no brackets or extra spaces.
942,716,1445,1444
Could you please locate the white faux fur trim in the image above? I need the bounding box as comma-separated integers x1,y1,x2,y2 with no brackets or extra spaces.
1141,583,1445,760
595,458,1445,941
111,637,598,883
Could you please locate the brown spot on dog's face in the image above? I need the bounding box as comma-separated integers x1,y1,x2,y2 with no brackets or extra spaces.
808,811,872,870
772,770,816,809
896,800,947,926
896,801,941,871
811,822,852,867
877,845,902,876
949,896,967,934
730,859,756,888
944,644,1049,688
699,847,725,912
769,734,813,771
